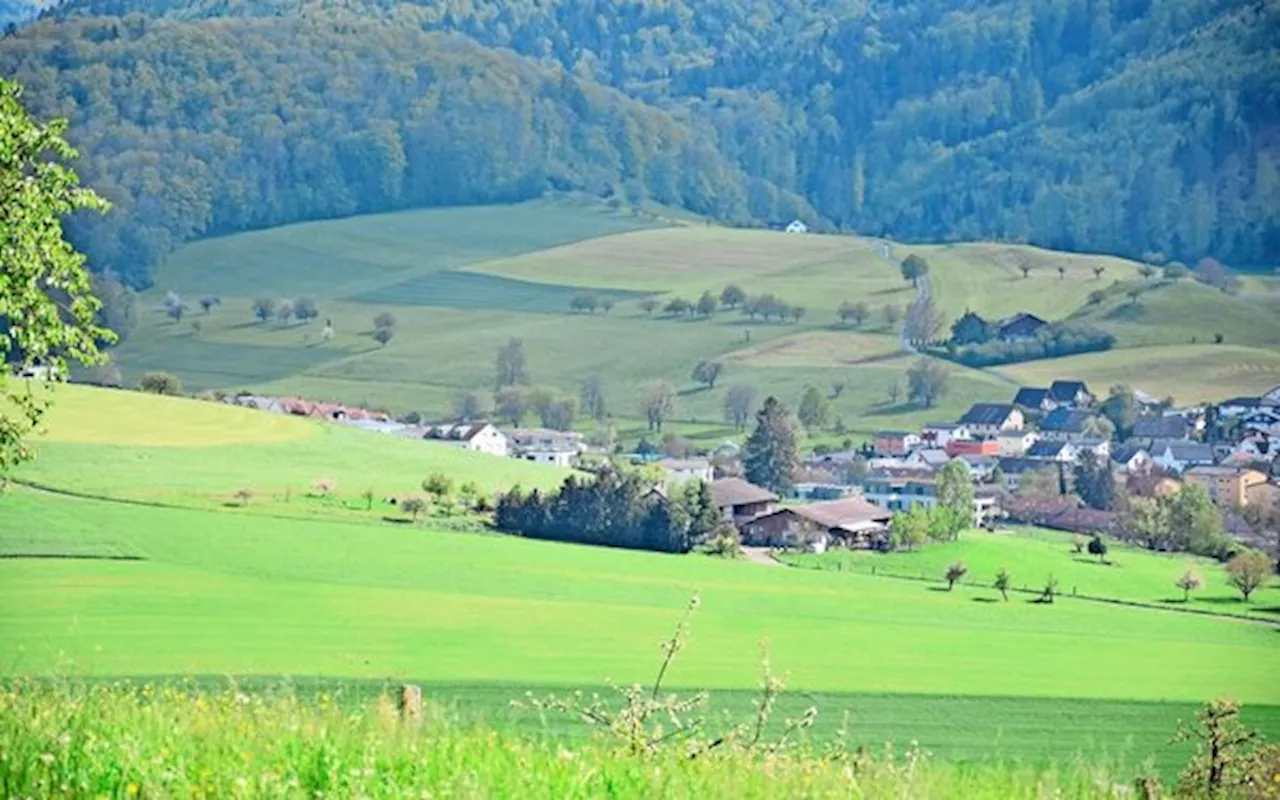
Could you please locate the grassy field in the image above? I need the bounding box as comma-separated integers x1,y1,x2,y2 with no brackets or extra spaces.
2,684,1183,800
15,385,565,514
2,387,1278,777
993,344,1280,405
1,487,1278,777
779,527,1280,621
101,201,1280,445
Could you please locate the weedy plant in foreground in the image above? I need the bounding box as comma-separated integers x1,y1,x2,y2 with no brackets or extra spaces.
516,594,817,758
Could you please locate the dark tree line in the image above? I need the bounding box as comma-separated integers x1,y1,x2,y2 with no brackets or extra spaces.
934,323,1115,367
6,0,1276,283
493,470,723,554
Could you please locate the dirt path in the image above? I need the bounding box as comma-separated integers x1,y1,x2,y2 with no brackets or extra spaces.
741,547,782,567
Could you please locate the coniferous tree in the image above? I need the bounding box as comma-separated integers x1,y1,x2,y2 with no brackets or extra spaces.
743,396,800,494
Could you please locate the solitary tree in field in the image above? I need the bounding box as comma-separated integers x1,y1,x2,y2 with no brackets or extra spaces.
906,358,950,408
1019,264,1033,279
639,297,659,316
796,385,829,431
691,360,723,390
600,297,615,314
401,496,426,521
139,371,182,395
1164,262,1189,282
1087,535,1109,564
1092,266,1106,279
994,568,1012,601
900,254,929,287
1175,568,1203,602
294,297,318,322
695,291,718,317
372,326,394,346
1225,551,1272,602
494,338,529,389
720,284,746,309
1127,287,1143,305
723,383,758,432
199,295,221,314
1057,265,1066,280
253,297,277,323
422,473,453,504
1087,290,1106,306
277,299,294,324
362,487,375,511
1041,575,1060,603
944,561,968,591
638,380,677,433
579,375,609,422
234,487,253,507
887,379,901,405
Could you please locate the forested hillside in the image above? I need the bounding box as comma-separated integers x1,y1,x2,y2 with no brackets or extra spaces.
3,0,1278,286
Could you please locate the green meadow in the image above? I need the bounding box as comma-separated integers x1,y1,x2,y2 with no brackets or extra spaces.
780,528,1280,622
103,200,1280,450
0,388,1278,779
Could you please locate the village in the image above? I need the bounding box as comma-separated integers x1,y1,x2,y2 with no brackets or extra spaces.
218,379,1280,555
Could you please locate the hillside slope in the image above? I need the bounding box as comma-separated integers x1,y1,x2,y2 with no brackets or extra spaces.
22,0,1280,275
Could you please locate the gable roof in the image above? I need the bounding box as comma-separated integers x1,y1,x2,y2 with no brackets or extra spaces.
710,477,777,508
788,496,892,530
1013,387,1049,408
1150,439,1215,463
1111,442,1150,464
1027,440,1072,459
1131,415,1190,440
960,403,1019,426
996,312,1049,339
1040,408,1094,433
424,422,497,443
1048,380,1090,403
997,457,1053,475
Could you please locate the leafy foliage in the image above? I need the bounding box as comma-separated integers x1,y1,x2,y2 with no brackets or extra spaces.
1,77,110,473
742,396,799,494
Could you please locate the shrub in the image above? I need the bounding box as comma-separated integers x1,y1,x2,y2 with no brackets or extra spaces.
138,371,182,396
943,561,968,591
1087,535,1109,564
993,568,1011,601
422,473,453,503
932,323,1114,367
1175,568,1203,602
401,497,427,520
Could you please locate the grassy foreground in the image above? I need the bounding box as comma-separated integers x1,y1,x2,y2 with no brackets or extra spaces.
0,681,1171,799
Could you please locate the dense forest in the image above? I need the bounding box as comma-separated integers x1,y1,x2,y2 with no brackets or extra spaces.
3,0,1278,286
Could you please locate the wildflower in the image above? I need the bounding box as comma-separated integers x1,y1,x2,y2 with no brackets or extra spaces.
127,784,138,795
39,752,55,765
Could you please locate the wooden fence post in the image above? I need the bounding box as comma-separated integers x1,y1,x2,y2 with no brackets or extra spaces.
397,683,423,727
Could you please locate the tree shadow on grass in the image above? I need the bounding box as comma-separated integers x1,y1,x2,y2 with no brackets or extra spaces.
925,586,951,593
1071,557,1115,567
971,597,1000,604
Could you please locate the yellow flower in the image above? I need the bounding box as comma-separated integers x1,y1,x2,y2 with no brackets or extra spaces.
127,784,139,795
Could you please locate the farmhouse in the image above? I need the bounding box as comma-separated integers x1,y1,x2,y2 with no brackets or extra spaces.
1131,414,1192,440
655,458,714,486
709,478,777,526
1148,439,1215,474
860,473,996,523
959,403,1025,435
1012,387,1052,412
1026,440,1078,463
995,429,1039,457
945,438,1000,458
741,496,892,551
1183,466,1268,508
1037,408,1095,441
921,422,971,448
507,428,583,467
1047,380,1093,408
873,431,922,457
994,312,1049,342
1110,443,1152,474
422,422,509,456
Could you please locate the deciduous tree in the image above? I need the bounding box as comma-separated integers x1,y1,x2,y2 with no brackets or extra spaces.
723,383,757,432
638,380,677,432
1225,550,1272,602
906,358,950,408
796,385,829,431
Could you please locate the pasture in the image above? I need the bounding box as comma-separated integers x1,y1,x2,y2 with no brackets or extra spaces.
16,385,565,513
1,486,1278,778
104,200,1280,443
780,527,1280,621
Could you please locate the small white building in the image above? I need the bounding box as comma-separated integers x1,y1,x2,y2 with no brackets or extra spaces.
423,422,509,457
656,458,714,486
996,430,1039,457
785,220,809,234
507,428,583,468
921,422,972,449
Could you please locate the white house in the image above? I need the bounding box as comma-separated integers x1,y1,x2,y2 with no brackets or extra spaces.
996,430,1039,457
423,423,509,457
921,422,971,449
507,427,583,467
785,220,809,234
656,458,714,486
1149,440,1216,474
